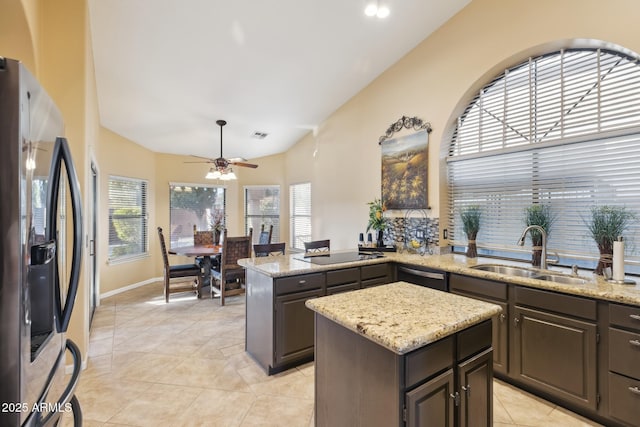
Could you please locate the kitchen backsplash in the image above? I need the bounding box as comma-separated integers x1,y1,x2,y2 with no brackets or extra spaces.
384,216,440,251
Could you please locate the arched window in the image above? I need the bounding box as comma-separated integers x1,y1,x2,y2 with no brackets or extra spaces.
447,48,640,270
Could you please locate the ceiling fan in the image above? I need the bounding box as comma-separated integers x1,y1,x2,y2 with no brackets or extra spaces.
187,120,258,178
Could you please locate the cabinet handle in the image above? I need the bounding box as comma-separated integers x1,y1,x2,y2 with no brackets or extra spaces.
298,280,306,285
514,317,520,327
462,385,471,397
630,314,640,321
630,339,640,347
450,392,460,406
499,313,506,323
629,386,640,396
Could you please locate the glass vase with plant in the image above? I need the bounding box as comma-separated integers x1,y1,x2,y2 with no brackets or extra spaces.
366,198,387,247
523,204,555,267
209,208,225,244
461,205,482,258
585,205,635,275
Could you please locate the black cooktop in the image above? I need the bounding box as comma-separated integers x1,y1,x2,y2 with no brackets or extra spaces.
295,251,384,265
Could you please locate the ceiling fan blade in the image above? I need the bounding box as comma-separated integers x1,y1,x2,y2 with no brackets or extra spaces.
227,157,248,163
183,160,212,163
230,161,259,168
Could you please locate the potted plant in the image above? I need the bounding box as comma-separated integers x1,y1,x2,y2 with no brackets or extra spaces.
209,208,225,245
585,205,635,275
523,204,555,267
366,198,387,247
460,205,482,258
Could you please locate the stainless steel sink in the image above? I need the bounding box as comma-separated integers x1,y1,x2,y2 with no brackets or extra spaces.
532,274,588,285
470,264,539,278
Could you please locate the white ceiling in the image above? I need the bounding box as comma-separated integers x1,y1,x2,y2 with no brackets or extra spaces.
88,0,470,161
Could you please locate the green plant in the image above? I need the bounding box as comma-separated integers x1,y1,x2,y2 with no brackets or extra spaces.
523,204,556,266
585,206,636,274
460,205,482,257
366,198,387,232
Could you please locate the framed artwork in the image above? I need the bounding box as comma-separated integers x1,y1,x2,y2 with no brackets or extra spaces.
381,129,428,209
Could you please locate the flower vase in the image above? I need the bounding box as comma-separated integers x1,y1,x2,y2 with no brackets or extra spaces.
376,230,384,248
214,230,221,245
466,240,477,258
595,244,613,276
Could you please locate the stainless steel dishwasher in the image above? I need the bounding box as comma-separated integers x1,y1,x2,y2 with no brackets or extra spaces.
396,264,448,291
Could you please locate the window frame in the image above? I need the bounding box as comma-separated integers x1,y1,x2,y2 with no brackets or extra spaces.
289,182,312,251
108,175,149,263
244,185,281,243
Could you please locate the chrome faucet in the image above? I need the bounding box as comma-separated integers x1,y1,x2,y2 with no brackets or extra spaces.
517,225,549,269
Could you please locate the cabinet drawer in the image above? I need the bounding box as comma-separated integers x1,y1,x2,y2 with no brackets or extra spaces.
610,303,640,332
405,336,454,390
608,371,640,427
609,327,640,379
450,274,507,301
457,319,492,362
326,282,360,295
327,268,359,287
275,273,324,296
514,286,596,320
361,263,390,280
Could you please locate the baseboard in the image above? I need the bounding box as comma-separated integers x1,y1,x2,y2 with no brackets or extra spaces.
100,276,162,299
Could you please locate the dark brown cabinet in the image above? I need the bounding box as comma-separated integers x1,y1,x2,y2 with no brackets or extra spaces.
246,263,393,374
457,348,493,427
450,274,509,376
607,303,640,427
406,369,456,427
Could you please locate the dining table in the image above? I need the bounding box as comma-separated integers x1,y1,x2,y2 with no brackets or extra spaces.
169,244,223,296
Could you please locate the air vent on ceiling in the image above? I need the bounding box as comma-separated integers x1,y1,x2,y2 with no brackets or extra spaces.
252,131,269,139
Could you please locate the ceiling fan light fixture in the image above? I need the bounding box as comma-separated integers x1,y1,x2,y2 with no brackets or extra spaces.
225,168,237,180
206,167,221,180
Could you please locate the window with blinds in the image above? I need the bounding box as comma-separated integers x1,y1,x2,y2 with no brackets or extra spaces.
108,176,148,261
290,182,311,251
169,183,225,248
448,48,640,271
245,186,280,243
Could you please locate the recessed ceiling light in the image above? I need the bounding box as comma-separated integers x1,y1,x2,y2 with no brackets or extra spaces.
364,1,390,19
364,2,378,16
376,5,390,18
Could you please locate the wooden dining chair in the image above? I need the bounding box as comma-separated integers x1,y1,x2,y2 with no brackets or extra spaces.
211,228,252,305
193,225,214,245
304,239,330,253
254,242,286,257
258,224,273,244
157,227,203,302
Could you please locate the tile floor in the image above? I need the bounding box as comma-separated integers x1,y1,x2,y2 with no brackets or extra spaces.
63,282,603,426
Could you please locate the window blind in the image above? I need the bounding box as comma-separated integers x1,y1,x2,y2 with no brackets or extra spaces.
290,182,311,250
108,176,148,260
245,186,280,243
448,48,640,269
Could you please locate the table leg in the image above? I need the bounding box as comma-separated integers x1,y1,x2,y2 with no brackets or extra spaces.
201,256,212,297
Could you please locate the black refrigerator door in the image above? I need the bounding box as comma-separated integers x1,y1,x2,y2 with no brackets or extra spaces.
46,137,82,333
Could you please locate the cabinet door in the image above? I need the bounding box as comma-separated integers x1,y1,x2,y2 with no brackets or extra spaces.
511,306,597,410
458,348,493,427
451,290,508,376
275,288,323,367
406,369,455,427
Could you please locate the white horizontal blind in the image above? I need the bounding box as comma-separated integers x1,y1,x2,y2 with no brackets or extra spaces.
448,48,640,266
245,186,280,243
108,176,148,260
169,183,225,248
290,182,311,251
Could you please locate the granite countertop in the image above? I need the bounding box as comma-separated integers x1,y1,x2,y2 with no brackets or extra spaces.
306,281,502,354
239,251,640,306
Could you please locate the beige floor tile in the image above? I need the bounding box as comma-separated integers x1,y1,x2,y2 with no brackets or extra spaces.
77,283,603,426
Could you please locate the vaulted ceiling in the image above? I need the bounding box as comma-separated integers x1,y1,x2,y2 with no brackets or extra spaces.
88,0,471,161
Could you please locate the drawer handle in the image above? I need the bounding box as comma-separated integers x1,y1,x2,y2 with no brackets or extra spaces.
629,386,640,396
298,280,306,285
630,339,640,347
631,314,640,321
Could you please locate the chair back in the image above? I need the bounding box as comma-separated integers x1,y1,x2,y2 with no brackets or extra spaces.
157,227,170,271
304,239,330,253
220,229,253,268
258,224,273,244
193,225,214,246
254,242,286,257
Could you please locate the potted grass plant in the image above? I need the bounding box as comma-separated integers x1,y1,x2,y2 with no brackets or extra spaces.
523,204,555,267
586,205,635,275
460,205,482,258
209,208,225,245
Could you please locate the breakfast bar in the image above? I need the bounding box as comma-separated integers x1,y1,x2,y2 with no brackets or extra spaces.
306,282,502,427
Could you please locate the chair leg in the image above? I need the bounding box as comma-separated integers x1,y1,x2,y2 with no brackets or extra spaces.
164,277,169,303
220,279,225,306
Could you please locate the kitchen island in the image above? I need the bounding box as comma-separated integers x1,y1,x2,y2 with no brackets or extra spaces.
306,282,502,427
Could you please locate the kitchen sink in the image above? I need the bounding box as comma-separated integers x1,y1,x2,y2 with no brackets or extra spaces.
533,274,588,285
470,264,539,278
471,264,589,285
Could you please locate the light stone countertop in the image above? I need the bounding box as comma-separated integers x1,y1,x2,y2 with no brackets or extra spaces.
239,251,640,306
305,281,502,354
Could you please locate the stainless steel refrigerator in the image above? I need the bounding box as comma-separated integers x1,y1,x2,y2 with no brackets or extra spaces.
0,57,83,426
